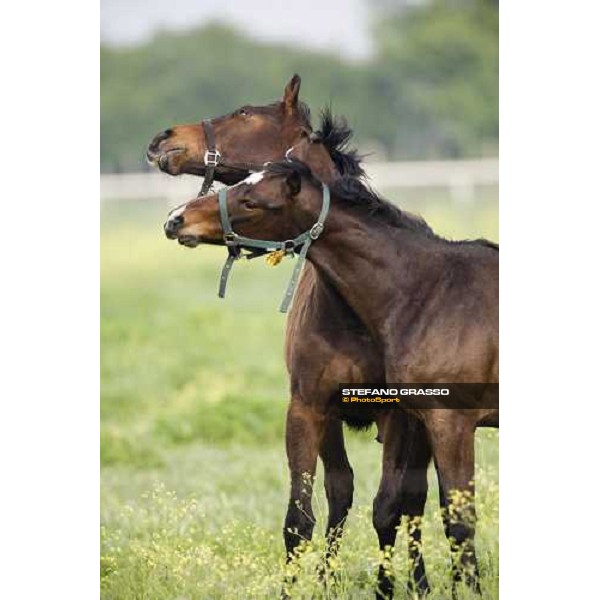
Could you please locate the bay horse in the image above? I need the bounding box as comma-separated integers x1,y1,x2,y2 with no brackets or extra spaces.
152,76,495,597
164,161,499,598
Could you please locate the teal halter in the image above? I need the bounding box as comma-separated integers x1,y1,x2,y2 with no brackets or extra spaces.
217,182,330,313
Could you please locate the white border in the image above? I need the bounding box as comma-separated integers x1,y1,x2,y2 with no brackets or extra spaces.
501,2,600,597
0,1,99,597
1,1,600,597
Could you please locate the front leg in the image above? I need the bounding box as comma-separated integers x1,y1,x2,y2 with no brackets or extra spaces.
282,399,326,596
320,418,354,574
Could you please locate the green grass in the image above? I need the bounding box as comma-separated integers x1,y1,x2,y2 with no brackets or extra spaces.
101,190,499,599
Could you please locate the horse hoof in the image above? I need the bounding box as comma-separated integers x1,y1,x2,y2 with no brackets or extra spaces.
407,577,430,597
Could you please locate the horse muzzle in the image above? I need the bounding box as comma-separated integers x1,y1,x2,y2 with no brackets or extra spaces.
164,214,184,239
147,148,186,174
164,215,203,248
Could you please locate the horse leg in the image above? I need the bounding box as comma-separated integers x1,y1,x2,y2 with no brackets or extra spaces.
427,415,481,595
373,412,418,600
401,423,432,597
320,418,354,575
433,458,460,589
282,400,325,596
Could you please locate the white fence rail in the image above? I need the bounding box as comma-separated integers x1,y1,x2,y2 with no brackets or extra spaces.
101,158,498,205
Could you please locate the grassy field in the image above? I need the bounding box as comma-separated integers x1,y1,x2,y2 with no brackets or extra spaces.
101,188,499,599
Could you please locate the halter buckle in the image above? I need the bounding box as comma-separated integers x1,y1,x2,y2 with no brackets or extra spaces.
310,223,324,240
224,232,238,245
204,149,221,167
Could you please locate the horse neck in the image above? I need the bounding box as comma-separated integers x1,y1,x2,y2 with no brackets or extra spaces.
306,204,428,336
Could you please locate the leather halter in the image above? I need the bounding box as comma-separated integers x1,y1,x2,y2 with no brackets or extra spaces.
199,120,221,196
198,118,269,197
217,182,330,313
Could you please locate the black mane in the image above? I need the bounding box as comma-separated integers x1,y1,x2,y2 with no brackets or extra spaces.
265,160,498,249
266,160,434,237
329,176,436,237
315,107,365,178
267,159,316,182
332,177,499,248
470,239,499,251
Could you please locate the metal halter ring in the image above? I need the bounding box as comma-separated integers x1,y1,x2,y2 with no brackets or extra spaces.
204,149,221,167
309,223,324,240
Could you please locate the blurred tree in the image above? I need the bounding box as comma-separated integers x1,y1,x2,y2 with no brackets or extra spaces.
101,1,498,171
101,24,367,171
372,0,498,158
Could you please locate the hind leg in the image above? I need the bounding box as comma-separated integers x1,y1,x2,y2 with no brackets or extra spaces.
320,418,354,567
427,414,481,596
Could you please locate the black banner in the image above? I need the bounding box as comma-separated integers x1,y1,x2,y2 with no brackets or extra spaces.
336,383,499,409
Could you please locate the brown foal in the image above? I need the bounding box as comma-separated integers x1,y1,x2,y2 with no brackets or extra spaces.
164,161,498,598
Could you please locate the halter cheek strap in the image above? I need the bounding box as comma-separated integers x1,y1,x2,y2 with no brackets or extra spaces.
199,120,221,197
217,183,330,313
198,118,273,198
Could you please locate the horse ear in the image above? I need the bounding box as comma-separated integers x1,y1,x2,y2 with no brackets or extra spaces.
286,171,302,196
283,74,301,113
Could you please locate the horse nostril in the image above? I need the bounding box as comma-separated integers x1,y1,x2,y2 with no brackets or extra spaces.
164,214,184,239
149,129,173,153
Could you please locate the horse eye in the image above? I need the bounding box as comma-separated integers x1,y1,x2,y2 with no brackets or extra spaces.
241,198,258,209
238,108,249,117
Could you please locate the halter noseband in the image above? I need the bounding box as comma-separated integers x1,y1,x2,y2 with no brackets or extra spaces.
199,118,270,197
217,182,330,313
